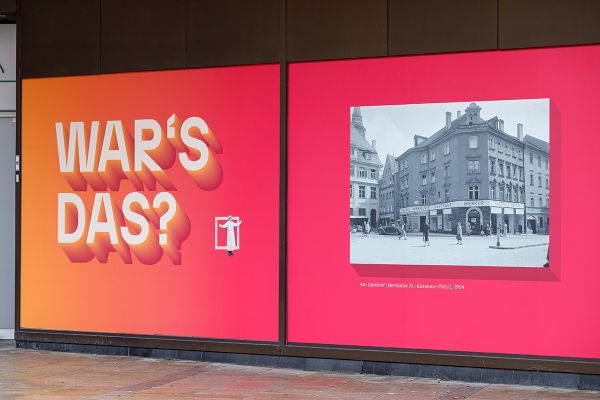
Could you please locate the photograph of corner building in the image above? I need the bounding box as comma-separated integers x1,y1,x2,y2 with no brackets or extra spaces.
349,99,550,267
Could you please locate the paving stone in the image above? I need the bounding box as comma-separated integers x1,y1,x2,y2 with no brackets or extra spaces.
0,341,598,399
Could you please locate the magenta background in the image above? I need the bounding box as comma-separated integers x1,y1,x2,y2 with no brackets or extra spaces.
287,45,600,358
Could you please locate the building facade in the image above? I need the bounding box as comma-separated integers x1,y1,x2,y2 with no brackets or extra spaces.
350,107,383,228
395,103,549,235
378,154,398,226
523,135,550,233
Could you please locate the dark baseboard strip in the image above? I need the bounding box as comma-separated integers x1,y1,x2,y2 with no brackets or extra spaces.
15,340,600,391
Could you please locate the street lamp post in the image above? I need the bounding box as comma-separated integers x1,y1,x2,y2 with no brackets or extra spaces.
497,209,504,247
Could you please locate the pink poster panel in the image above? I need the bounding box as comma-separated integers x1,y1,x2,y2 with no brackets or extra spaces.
288,45,600,359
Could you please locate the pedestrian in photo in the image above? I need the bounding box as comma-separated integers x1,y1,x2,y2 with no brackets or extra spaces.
365,222,371,236
399,222,407,240
456,222,463,245
423,222,430,246
362,221,368,236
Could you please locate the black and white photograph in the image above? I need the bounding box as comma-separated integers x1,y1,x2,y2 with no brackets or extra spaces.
350,99,550,267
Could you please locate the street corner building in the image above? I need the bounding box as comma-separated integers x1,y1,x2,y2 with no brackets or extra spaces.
350,107,383,229
394,102,549,236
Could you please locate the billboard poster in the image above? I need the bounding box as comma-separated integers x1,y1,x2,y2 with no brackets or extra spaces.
21,65,280,341
288,45,600,358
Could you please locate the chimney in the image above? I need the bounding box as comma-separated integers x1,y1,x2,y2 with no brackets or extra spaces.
517,123,523,141
446,112,452,129
372,140,376,150
457,110,461,119
499,119,504,131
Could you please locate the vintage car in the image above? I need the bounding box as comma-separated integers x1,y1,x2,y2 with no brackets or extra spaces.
377,224,401,235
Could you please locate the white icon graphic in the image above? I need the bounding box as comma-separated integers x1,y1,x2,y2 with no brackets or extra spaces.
215,215,242,256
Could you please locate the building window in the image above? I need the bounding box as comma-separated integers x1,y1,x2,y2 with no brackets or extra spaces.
499,186,505,201
370,187,377,199
530,152,534,164
519,167,524,181
421,153,427,164
421,173,427,185
498,161,504,177
538,196,542,207
445,188,450,201
468,160,480,174
546,195,549,207
469,135,478,149
431,171,436,183
430,192,435,204
538,176,542,188
444,142,450,155
490,185,496,200
538,156,541,167
498,142,503,153
358,185,366,198
359,168,366,178
421,194,427,205
350,208,353,216
430,150,436,161
546,178,549,189
351,148,355,157
490,160,496,175
507,186,512,201
545,158,549,170
370,169,377,179
468,185,479,200
350,165,355,177
363,151,371,160
506,163,512,178
530,196,534,207
530,174,534,186
444,165,450,178
489,138,495,150
359,208,366,216
350,184,353,198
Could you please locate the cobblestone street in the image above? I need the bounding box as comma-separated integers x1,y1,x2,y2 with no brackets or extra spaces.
350,233,549,267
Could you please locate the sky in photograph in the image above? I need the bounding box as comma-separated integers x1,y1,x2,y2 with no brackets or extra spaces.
354,99,549,164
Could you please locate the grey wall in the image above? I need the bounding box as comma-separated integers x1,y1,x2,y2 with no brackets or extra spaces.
0,117,15,337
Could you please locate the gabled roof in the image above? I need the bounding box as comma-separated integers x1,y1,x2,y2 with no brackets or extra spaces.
523,134,549,154
384,154,398,174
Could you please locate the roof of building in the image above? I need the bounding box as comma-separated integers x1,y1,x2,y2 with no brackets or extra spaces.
384,154,398,174
350,107,383,167
350,122,377,152
523,134,549,154
396,103,524,161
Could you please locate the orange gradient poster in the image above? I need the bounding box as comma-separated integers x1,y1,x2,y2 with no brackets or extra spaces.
21,65,280,341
